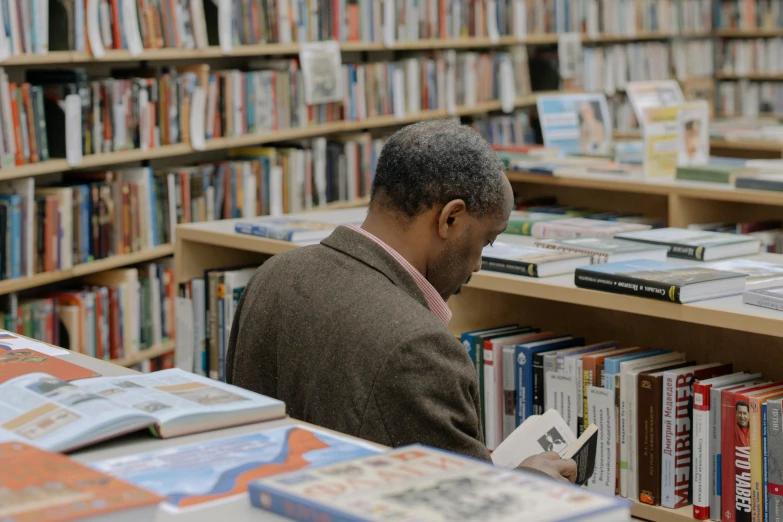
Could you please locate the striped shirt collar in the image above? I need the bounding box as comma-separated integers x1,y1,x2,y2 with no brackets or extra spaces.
347,224,452,325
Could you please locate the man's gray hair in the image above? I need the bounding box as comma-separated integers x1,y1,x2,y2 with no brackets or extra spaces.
370,119,507,218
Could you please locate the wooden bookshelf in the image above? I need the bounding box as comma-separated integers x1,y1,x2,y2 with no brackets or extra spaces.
710,138,783,158
716,73,783,81
0,93,548,183
715,28,783,38
110,340,176,367
0,244,175,295
174,207,783,522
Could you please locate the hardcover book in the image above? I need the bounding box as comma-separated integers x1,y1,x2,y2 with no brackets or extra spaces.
249,445,631,521
481,242,591,277
531,217,651,240
0,442,163,521
575,259,746,304
615,228,762,261
536,237,669,264
766,398,783,522
504,210,566,236
743,286,783,312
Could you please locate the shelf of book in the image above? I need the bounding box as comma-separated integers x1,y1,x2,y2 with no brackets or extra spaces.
714,28,783,38
0,94,547,183
0,244,175,296
716,73,783,81
110,340,176,368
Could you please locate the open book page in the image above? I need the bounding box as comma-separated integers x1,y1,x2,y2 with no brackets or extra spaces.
491,409,577,468
0,373,154,452
72,369,285,429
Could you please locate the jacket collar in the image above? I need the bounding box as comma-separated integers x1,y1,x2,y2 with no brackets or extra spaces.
320,226,432,312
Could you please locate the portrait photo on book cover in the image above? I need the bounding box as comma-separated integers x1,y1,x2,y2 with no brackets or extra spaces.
537,427,568,454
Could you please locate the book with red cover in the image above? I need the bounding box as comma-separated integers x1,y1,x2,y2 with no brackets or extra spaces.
0,441,162,521
722,383,783,522
0,349,99,382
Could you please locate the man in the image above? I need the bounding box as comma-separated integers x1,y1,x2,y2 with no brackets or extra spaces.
736,401,750,447
226,120,576,482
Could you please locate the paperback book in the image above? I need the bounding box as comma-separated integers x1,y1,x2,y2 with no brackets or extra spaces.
504,211,566,236
535,237,669,264
234,218,337,243
0,370,285,452
574,259,746,304
481,242,591,277
615,227,762,261
743,286,783,312
91,424,380,511
249,445,631,522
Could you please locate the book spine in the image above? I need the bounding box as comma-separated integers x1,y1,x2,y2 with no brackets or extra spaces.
532,352,544,416
764,403,769,522
481,258,538,277
576,357,584,436
743,292,783,312
502,346,516,438
752,397,767,522
483,343,497,450
712,385,725,521
769,401,783,522
638,373,664,506
248,483,357,522
217,281,225,382
473,335,485,440
575,268,682,303
722,392,740,522
694,382,713,519
665,369,696,509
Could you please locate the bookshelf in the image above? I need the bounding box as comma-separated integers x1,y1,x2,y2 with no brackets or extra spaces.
173,207,783,522
111,340,176,367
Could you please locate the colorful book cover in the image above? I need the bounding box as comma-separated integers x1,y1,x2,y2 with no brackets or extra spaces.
90,424,380,512
249,445,631,521
0,349,98,382
767,398,783,522
536,93,612,154
642,105,680,178
0,441,163,521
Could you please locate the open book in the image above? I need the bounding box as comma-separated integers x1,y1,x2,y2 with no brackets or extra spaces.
491,409,598,485
0,369,285,452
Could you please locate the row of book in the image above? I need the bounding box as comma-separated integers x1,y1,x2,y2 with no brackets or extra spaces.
717,80,783,118
471,108,537,146
581,40,713,95
467,321,783,522
0,137,380,281
717,38,783,76
714,0,783,30
1,262,175,365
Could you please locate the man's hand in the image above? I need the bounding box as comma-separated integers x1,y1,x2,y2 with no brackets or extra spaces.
518,452,577,483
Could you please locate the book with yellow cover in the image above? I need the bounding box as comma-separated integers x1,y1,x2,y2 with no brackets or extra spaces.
0,441,162,521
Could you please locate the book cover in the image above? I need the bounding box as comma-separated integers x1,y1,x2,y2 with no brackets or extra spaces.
767,398,783,522
481,242,590,278
536,236,669,264
744,286,783,313
0,348,98,382
575,259,745,304
92,425,380,511
0,441,163,520
234,217,337,242
249,444,630,521
587,385,616,496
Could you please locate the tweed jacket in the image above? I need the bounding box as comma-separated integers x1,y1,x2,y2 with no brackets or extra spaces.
226,225,491,461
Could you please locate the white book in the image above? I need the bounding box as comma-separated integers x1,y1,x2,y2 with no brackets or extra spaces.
175,295,195,373
587,385,616,495
545,373,577,435
222,268,256,360
491,409,576,468
623,354,686,501
693,373,755,521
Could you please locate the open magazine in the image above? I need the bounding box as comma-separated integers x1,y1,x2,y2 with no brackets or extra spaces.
0,369,285,452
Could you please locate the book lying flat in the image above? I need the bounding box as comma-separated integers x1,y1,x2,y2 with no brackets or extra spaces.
704,259,783,281
249,445,630,522
0,349,99,382
504,211,566,236
615,227,761,261
532,217,652,240
575,259,746,303
481,242,591,277
743,285,783,311
91,424,380,512
535,237,669,264
234,217,337,242
0,442,163,521
0,369,285,452
491,408,599,486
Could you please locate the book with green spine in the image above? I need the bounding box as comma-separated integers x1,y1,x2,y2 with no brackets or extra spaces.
676,165,758,184
505,211,565,236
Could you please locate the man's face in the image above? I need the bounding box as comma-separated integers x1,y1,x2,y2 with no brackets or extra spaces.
426,177,514,300
737,405,749,428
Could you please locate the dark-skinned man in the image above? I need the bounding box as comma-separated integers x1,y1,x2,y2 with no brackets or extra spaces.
226,119,577,482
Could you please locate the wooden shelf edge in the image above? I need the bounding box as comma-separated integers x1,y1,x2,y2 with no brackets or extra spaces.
715,28,783,38
0,96,547,181
110,340,176,367
0,244,175,295
631,501,693,522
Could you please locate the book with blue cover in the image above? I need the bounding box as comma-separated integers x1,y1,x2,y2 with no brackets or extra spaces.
234,217,337,242
91,424,379,512
248,445,631,522
574,259,745,303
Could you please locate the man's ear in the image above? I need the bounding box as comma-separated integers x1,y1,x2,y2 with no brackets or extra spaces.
437,199,467,240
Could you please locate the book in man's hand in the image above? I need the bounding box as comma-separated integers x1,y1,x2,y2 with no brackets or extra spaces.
481,242,591,277
491,409,599,486
615,227,761,261
249,444,629,522
0,369,285,452
234,217,337,242
574,259,746,303
0,442,163,521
